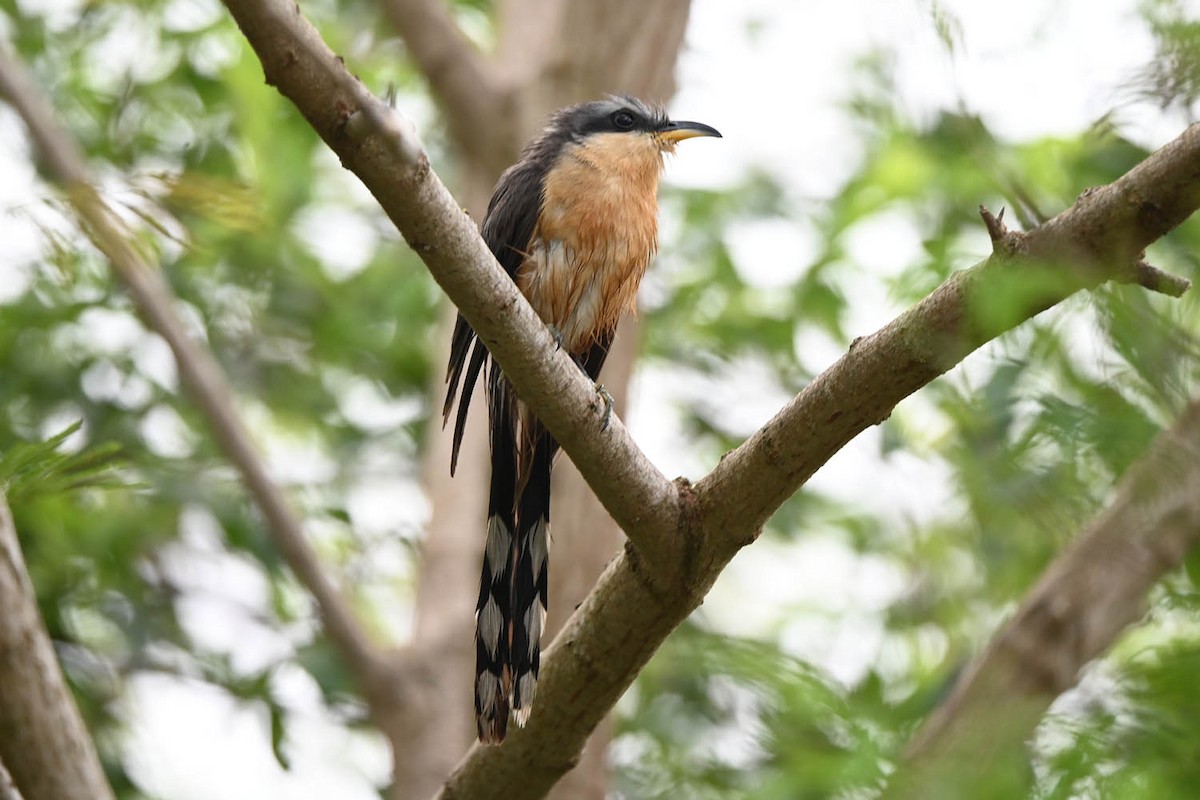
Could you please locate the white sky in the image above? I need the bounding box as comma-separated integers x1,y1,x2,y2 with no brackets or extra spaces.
1,0,1196,797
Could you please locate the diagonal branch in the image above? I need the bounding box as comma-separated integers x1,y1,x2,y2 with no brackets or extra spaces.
884,395,1200,798
695,128,1199,548
0,45,390,698
0,494,114,800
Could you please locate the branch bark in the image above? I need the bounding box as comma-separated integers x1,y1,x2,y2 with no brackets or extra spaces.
696,136,1199,548
0,494,113,800
210,2,1200,794
0,45,390,702
885,395,1200,798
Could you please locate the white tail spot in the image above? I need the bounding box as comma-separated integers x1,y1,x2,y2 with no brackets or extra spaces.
477,595,503,659
476,671,501,714
512,672,538,727
523,600,545,660
484,515,511,584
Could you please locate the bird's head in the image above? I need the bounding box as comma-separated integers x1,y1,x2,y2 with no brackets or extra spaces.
559,96,722,153
521,96,721,179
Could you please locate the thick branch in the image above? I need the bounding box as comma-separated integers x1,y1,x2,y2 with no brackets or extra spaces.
222,0,684,569
0,494,114,800
885,396,1200,797
0,45,388,697
696,126,1200,548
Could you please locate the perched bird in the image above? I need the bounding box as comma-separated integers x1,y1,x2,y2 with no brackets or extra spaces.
443,96,720,744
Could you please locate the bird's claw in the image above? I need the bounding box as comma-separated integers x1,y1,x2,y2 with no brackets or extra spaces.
595,384,614,431
546,324,565,351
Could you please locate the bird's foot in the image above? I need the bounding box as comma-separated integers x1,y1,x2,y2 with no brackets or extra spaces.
546,324,565,351
595,384,614,431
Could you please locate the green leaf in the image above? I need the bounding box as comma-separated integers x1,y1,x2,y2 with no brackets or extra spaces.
0,422,128,501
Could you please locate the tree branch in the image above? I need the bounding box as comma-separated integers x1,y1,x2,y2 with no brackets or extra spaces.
1125,258,1191,297
884,395,1200,797
0,45,390,698
981,204,1193,298
0,493,114,800
695,127,1199,547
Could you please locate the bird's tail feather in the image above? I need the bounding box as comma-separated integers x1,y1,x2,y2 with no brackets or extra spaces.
475,375,516,744
510,432,554,726
474,370,557,743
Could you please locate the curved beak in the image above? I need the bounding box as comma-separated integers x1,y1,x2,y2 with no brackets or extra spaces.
655,118,722,143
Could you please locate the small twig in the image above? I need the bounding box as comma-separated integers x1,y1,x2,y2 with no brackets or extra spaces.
343,95,427,166
1123,259,1192,297
0,44,389,695
980,204,1030,260
980,205,1191,299
980,204,1014,249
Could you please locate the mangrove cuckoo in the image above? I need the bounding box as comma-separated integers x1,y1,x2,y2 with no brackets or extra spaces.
443,96,720,744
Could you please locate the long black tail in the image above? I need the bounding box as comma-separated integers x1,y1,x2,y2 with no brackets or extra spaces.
475,369,557,743
472,340,608,743
475,367,516,744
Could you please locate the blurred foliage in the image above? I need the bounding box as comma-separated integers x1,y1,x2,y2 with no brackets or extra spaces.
1132,0,1200,115
0,421,126,501
2,0,1200,798
615,623,894,799
2,0,437,793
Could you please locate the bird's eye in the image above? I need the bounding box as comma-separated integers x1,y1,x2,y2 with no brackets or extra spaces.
611,110,636,130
